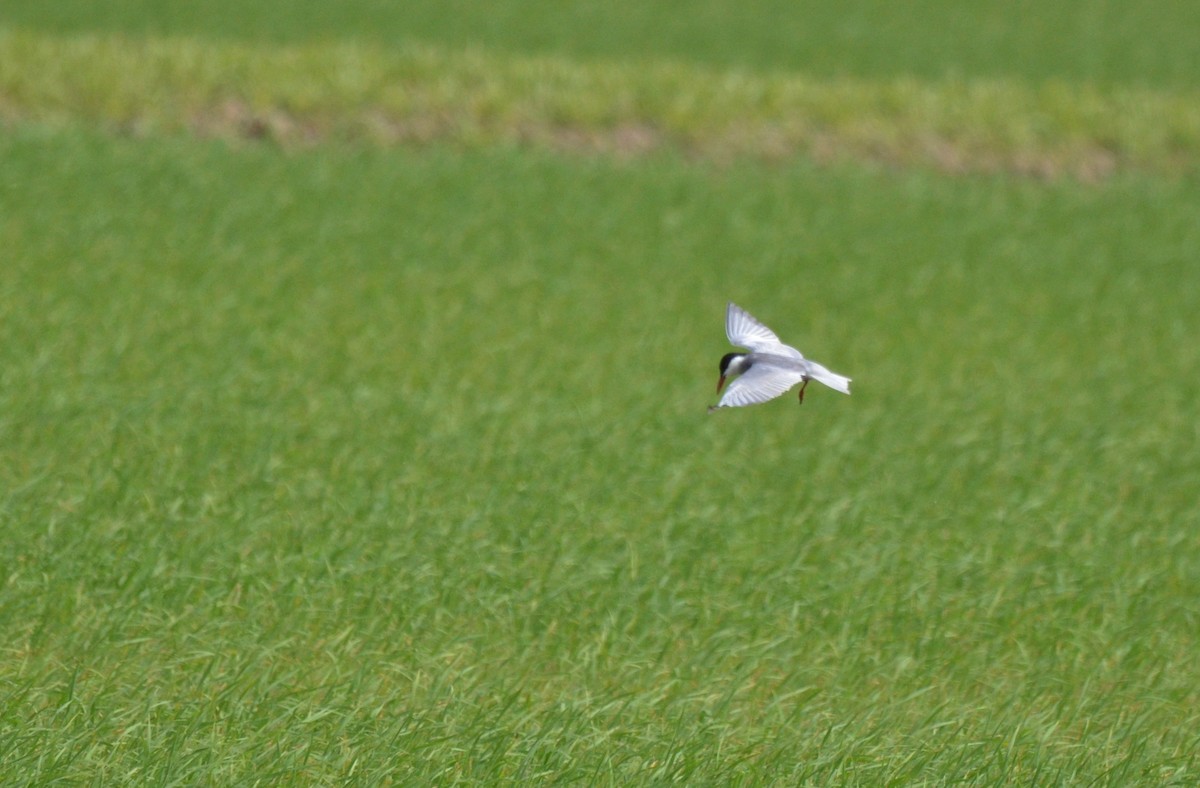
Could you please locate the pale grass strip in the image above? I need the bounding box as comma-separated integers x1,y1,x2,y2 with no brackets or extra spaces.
2,28,1199,178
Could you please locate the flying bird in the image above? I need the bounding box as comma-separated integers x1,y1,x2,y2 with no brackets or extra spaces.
711,302,851,411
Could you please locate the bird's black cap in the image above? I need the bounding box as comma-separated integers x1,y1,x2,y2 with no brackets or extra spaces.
718,352,743,375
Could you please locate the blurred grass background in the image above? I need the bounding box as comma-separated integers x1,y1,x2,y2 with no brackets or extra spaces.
4,28,1199,178
2,1,1200,782
5,0,1200,88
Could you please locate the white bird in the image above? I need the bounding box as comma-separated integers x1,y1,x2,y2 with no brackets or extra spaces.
711,302,851,410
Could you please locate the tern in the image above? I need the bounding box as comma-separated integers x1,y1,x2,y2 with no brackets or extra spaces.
711,302,851,410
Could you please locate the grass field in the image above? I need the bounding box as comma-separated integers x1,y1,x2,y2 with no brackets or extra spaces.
4,29,1200,180
3,3,1200,784
6,0,1200,88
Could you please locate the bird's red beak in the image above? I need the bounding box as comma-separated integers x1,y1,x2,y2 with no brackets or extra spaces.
716,374,727,394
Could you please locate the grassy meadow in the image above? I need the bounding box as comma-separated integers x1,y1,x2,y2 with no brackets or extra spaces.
6,0,1200,88
3,2,1200,783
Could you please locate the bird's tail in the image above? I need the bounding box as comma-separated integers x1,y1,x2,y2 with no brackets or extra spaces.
807,362,852,395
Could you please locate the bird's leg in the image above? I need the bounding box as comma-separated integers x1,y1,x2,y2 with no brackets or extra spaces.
797,377,810,405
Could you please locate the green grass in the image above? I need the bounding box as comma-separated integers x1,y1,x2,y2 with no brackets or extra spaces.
2,128,1200,782
3,0,1200,781
4,29,1200,179
4,0,1200,89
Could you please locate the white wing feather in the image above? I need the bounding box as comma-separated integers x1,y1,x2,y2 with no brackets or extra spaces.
725,303,804,360
717,364,807,408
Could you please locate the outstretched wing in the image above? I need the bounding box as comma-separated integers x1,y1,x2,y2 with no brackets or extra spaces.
717,364,806,408
725,302,804,359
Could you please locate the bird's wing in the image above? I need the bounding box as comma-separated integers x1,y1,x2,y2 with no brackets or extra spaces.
717,364,806,408
725,302,804,360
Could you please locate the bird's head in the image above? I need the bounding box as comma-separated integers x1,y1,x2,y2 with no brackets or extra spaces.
717,352,749,394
